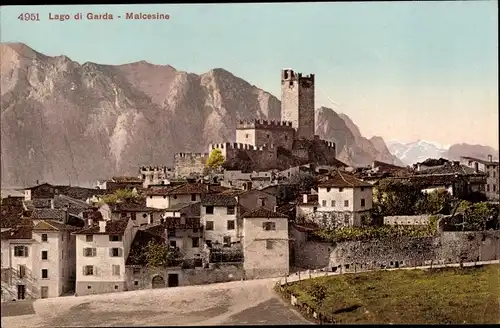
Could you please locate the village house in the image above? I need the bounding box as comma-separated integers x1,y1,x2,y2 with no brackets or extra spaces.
200,193,240,248
98,202,163,226
306,170,374,228
1,218,79,301
73,219,133,296
460,155,499,201
242,207,289,279
386,161,487,199
139,166,175,188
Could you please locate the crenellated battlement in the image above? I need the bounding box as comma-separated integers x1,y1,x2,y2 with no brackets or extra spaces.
139,165,172,172
317,139,336,149
236,119,294,130
281,69,315,84
209,142,277,151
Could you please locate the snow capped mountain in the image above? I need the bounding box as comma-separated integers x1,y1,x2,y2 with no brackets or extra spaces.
386,140,448,165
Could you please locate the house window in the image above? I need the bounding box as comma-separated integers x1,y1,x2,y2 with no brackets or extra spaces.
206,221,214,230
205,206,214,214
487,184,490,192
134,281,139,286
284,135,288,141
223,236,231,246
192,237,200,248
361,187,365,191
361,199,365,207
170,240,177,248
266,240,274,249
227,220,235,230
61,233,64,241
109,235,122,242
266,134,270,139
331,200,336,207
112,265,120,276
86,235,93,242
41,251,48,260
494,185,497,192
110,248,121,257
42,269,48,279
245,133,249,139
487,172,490,177
326,187,331,192
61,250,64,259
41,234,48,242
259,198,266,207
14,246,28,257
18,265,26,278
344,200,349,207
227,206,235,215
191,194,196,201
322,200,326,207
313,207,317,212
205,240,212,248
83,265,94,276
263,222,276,231
339,188,343,192
84,248,96,257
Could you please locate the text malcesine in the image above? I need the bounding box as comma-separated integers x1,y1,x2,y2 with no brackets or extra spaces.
125,13,170,20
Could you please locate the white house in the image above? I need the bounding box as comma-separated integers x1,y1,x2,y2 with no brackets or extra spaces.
73,219,134,296
1,226,35,302
31,220,78,298
460,155,499,201
316,170,374,227
200,194,239,248
242,207,289,279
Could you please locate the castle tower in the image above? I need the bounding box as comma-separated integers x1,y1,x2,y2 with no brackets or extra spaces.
280,69,315,140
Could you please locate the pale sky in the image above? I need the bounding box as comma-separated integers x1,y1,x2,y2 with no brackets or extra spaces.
1,2,498,148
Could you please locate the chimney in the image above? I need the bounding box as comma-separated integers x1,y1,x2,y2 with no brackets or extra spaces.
488,154,493,163
303,194,308,204
99,220,106,233
50,199,55,209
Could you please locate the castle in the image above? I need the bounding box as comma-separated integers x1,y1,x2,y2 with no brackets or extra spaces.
174,69,339,176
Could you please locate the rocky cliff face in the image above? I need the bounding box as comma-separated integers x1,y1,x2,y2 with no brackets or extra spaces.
1,42,400,187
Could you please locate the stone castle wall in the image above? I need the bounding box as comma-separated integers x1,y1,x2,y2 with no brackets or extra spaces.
236,120,295,150
292,230,500,271
174,153,208,178
210,143,278,171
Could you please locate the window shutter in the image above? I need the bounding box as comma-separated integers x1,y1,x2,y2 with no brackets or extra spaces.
92,248,96,257
118,248,123,257
109,248,113,257
82,266,86,276
93,266,97,276
25,246,29,257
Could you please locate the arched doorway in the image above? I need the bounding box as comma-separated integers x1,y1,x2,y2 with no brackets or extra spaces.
152,275,165,289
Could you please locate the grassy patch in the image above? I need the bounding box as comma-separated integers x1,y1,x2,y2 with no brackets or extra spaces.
282,264,500,324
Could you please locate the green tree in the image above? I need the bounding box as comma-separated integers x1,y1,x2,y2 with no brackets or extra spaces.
99,188,138,205
145,240,178,268
308,282,328,307
415,188,453,215
374,179,424,216
206,148,225,170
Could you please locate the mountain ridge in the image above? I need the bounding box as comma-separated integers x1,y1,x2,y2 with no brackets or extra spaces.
0,43,426,186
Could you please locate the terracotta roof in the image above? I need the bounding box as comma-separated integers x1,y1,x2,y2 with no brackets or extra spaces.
146,186,179,196
242,207,287,219
32,220,80,231
162,217,201,229
318,170,373,188
73,219,128,235
276,202,297,214
373,160,406,171
167,183,211,195
23,199,52,210
110,201,162,213
32,208,67,220
2,224,33,240
414,163,484,176
460,156,499,166
56,186,107,200
200,194,237,206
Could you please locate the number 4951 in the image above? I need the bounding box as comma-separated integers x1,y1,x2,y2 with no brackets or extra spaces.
18,13,40,21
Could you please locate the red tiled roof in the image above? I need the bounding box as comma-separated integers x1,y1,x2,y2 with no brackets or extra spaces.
201,194,237,206
145,186,179,196
242,207,288,219
73,219,128,235
318,170,373,188
2,224,33,240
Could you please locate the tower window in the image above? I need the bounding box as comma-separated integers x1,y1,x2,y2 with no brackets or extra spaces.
266,134,270,139
245,133,249,138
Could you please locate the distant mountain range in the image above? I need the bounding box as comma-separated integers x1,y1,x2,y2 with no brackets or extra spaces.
387,140,499,166
1,42,403,188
